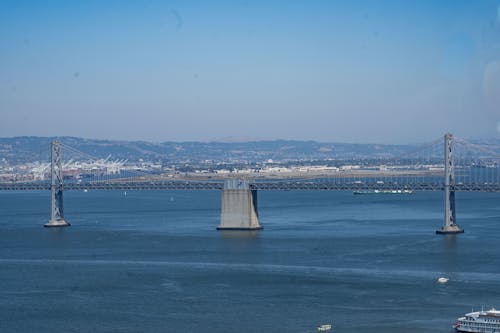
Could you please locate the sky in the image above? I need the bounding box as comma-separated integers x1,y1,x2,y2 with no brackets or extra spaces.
1,0,500,144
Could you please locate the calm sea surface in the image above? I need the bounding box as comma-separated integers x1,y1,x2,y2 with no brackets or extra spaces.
1,190,499,333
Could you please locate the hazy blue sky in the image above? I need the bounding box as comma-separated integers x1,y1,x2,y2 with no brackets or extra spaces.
1,0,499,143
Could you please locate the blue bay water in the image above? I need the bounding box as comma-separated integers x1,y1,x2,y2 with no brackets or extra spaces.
1,190,500,333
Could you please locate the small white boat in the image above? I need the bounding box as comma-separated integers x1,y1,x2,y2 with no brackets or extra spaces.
317,324,332,331
438,277,449,283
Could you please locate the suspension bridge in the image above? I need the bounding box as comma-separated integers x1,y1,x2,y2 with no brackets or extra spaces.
0,133,499,233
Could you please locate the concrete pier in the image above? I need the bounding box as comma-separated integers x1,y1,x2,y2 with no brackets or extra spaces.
217,179,261,230
436,133,463,234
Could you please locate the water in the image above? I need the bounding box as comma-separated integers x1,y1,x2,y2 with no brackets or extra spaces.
1,190,499,333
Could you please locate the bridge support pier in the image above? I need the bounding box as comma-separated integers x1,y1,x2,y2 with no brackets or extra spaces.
437,133,463,234
45,140,70,228
217,179,261,230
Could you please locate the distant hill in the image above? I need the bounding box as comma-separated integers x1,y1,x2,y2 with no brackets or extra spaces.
0,136,498,164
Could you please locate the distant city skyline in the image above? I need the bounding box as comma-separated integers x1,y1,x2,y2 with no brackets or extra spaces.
1,0,500,144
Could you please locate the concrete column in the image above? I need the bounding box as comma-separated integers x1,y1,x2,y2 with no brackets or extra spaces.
45,140,70,227
436,133,463,234
217,179,261,230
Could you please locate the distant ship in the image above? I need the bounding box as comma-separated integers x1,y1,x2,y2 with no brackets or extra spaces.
353,189,413,195
317,323,332,331
453,308,500,332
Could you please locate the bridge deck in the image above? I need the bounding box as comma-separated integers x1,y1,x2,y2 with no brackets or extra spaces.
1,181,499,192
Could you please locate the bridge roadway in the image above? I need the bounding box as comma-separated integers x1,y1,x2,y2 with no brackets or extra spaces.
1,180,500,192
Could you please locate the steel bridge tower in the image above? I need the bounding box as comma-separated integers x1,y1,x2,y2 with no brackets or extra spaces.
44,140,70,227
436,133,463,234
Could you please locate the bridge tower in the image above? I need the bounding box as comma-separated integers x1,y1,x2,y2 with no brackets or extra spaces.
217,179,261,230
436,133,463,234
44,140,70,227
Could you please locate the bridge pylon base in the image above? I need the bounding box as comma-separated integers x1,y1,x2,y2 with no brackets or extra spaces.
218,179,261,231
436,224,464,234
216,226,262,231
44,219,71,228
